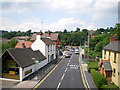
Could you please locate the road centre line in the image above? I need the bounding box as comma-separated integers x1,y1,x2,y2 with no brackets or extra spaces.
61,73,65,80
65,68,67,73
33,59,62,89
56,82,61,90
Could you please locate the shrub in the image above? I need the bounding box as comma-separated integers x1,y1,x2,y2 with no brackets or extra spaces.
87,61,98,73
101,85,110,90
90,69,108,88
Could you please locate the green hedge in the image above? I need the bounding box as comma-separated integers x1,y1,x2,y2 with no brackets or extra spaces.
90,69,108,88
87,61,98,73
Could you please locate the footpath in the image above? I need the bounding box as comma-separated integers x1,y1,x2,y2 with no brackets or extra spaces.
79,48,97,89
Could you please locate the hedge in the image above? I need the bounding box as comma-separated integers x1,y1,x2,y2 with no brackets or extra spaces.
87,61,98,73
90,69,108,88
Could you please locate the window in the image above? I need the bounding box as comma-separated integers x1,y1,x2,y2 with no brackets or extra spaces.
108,51,110,60
114,53,117,63
113,68,116,76
48,45,49,52
51,45,52,51
104,50,106,59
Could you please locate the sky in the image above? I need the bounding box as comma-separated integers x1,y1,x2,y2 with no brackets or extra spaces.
0,0,119,32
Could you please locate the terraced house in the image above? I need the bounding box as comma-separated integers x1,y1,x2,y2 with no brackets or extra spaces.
99,40,120,87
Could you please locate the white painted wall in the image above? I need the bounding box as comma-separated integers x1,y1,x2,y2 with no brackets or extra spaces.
21,59,48,80
31,35,46,56
31,35,56,63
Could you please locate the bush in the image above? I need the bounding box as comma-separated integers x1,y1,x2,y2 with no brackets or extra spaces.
90,69,108,88
101,85,110,90
87,61,98,73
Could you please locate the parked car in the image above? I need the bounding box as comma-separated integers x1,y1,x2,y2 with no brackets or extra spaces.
64,52,70,58
75,49,79,54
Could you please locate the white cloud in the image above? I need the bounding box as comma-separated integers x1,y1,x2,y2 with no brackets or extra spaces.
45,17,85,31
0,17,86,32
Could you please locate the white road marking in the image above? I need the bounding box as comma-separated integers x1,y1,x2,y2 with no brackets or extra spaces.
56,82,61,90
61,73,65,80
65,68,67,72
67,63,69,67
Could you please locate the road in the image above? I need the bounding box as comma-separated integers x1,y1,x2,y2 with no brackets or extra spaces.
35,53,84,89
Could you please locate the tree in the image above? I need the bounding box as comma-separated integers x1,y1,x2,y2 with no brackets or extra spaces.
63,29,67,33
75,28,80,32
114,23,120,40
2,38,18,52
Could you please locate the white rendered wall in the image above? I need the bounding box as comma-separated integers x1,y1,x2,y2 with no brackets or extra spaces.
21,59,48,80
31,35,46,56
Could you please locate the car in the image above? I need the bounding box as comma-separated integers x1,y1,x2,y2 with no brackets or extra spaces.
64,53,70,58
75,49,79,54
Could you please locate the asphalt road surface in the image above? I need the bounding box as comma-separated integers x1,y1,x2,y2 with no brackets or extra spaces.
35,53,84,89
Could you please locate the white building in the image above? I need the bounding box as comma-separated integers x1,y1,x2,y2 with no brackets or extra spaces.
0,48,47,81
31,34,56,63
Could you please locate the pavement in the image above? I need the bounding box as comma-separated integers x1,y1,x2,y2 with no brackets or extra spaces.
1,53,97,89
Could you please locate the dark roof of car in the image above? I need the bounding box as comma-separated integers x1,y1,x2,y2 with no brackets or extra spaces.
41,38,54,45
1,48,46,68
103,41,120,52
103,61,112,71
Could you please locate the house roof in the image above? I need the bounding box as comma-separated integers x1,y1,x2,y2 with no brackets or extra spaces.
1,48,46,68
15,41,33,48
30,33,59,41
41,38,54,45
103,61,112,71
15,36,30,40
103,41,120,52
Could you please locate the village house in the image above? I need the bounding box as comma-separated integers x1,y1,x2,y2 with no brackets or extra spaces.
0,48,47,81
15,36,30,41
31,31,60,54
98,36,120,87
31,33,56,64
15,41,32,48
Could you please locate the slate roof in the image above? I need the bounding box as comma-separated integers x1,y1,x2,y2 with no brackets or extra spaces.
41,38,54,45
103,41,120,52
103,61,112,71
1,48,46,68
30,33,59,41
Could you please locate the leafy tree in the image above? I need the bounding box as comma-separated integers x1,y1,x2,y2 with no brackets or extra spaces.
63,29,67,33
114,23,120,40
2,38,18,52
75,28,80,32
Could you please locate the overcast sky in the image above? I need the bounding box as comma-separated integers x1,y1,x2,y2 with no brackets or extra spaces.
0,0,119,32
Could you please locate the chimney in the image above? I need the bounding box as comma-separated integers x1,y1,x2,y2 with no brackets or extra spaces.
22,43,26,48
110,35,116,43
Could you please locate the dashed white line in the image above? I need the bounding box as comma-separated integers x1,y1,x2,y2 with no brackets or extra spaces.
61,73,65,80
65,68,67,72
67,63,69,67
56,82,61,90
